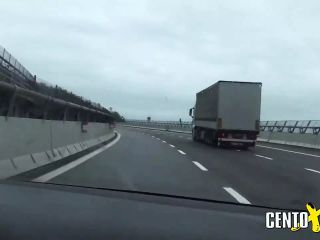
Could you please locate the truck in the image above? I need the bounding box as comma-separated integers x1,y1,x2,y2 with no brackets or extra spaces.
189,81,262,149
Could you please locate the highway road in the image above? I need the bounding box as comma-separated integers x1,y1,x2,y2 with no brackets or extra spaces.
34,126,320,210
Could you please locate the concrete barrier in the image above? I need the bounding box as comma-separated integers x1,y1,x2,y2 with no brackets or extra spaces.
46,149,62,162
258,131,320,149
66,145,78,155
0,159,17,179
12,155,37,174
74,143,83,152
0,117,113,160
56,147,68,158
0,116,115,179
31,152,51,166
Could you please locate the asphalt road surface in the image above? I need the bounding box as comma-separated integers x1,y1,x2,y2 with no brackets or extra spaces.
39,126,320,210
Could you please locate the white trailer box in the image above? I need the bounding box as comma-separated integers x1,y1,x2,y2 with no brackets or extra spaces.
190,81,262,148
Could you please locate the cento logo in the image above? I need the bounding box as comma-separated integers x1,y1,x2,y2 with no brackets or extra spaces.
266,203,320,233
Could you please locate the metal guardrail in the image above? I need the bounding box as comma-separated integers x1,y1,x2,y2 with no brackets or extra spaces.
0,46,34,82
0,80,114,122
126,120,320,135
0,45,116,122
259,121,320,135
0,46,37,90
0,45,111,113
126,120,192,131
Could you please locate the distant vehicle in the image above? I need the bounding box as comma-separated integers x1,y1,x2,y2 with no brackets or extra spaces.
189,81,262,149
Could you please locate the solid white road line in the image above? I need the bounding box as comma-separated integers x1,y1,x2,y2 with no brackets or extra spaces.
162,140,167,143
255,154,273,160
33,133,122,183
305,168,320,174
178,150,186,155
223,187,251,205
256,144,320,158
192,161,208,171
169,144,175,148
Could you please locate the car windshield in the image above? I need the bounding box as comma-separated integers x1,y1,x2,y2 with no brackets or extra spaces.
1,0,319,214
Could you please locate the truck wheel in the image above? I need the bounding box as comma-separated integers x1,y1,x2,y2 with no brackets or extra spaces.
218,141,228,148
204,130,214,145
241,144,249,150
192,128,198,141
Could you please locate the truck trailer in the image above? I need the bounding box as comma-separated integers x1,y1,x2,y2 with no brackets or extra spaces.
189,81,262,149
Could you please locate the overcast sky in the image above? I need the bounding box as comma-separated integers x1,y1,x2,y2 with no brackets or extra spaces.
1,0,319,121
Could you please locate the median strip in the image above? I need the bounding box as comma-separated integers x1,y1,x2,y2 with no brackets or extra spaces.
223,187,251,205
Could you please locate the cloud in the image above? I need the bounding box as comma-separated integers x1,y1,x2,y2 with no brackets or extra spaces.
1,0,319,120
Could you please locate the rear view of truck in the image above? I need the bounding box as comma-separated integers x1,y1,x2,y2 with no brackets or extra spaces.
189,81,262,149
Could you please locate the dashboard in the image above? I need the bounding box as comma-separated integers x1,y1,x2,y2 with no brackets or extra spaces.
0,181,312,239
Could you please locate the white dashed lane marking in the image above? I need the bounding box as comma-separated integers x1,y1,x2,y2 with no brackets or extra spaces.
255,154,273,160
223,187,251,205
305,168,320,174
192,161,208,171
256,145,320,158
177,150,186,155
